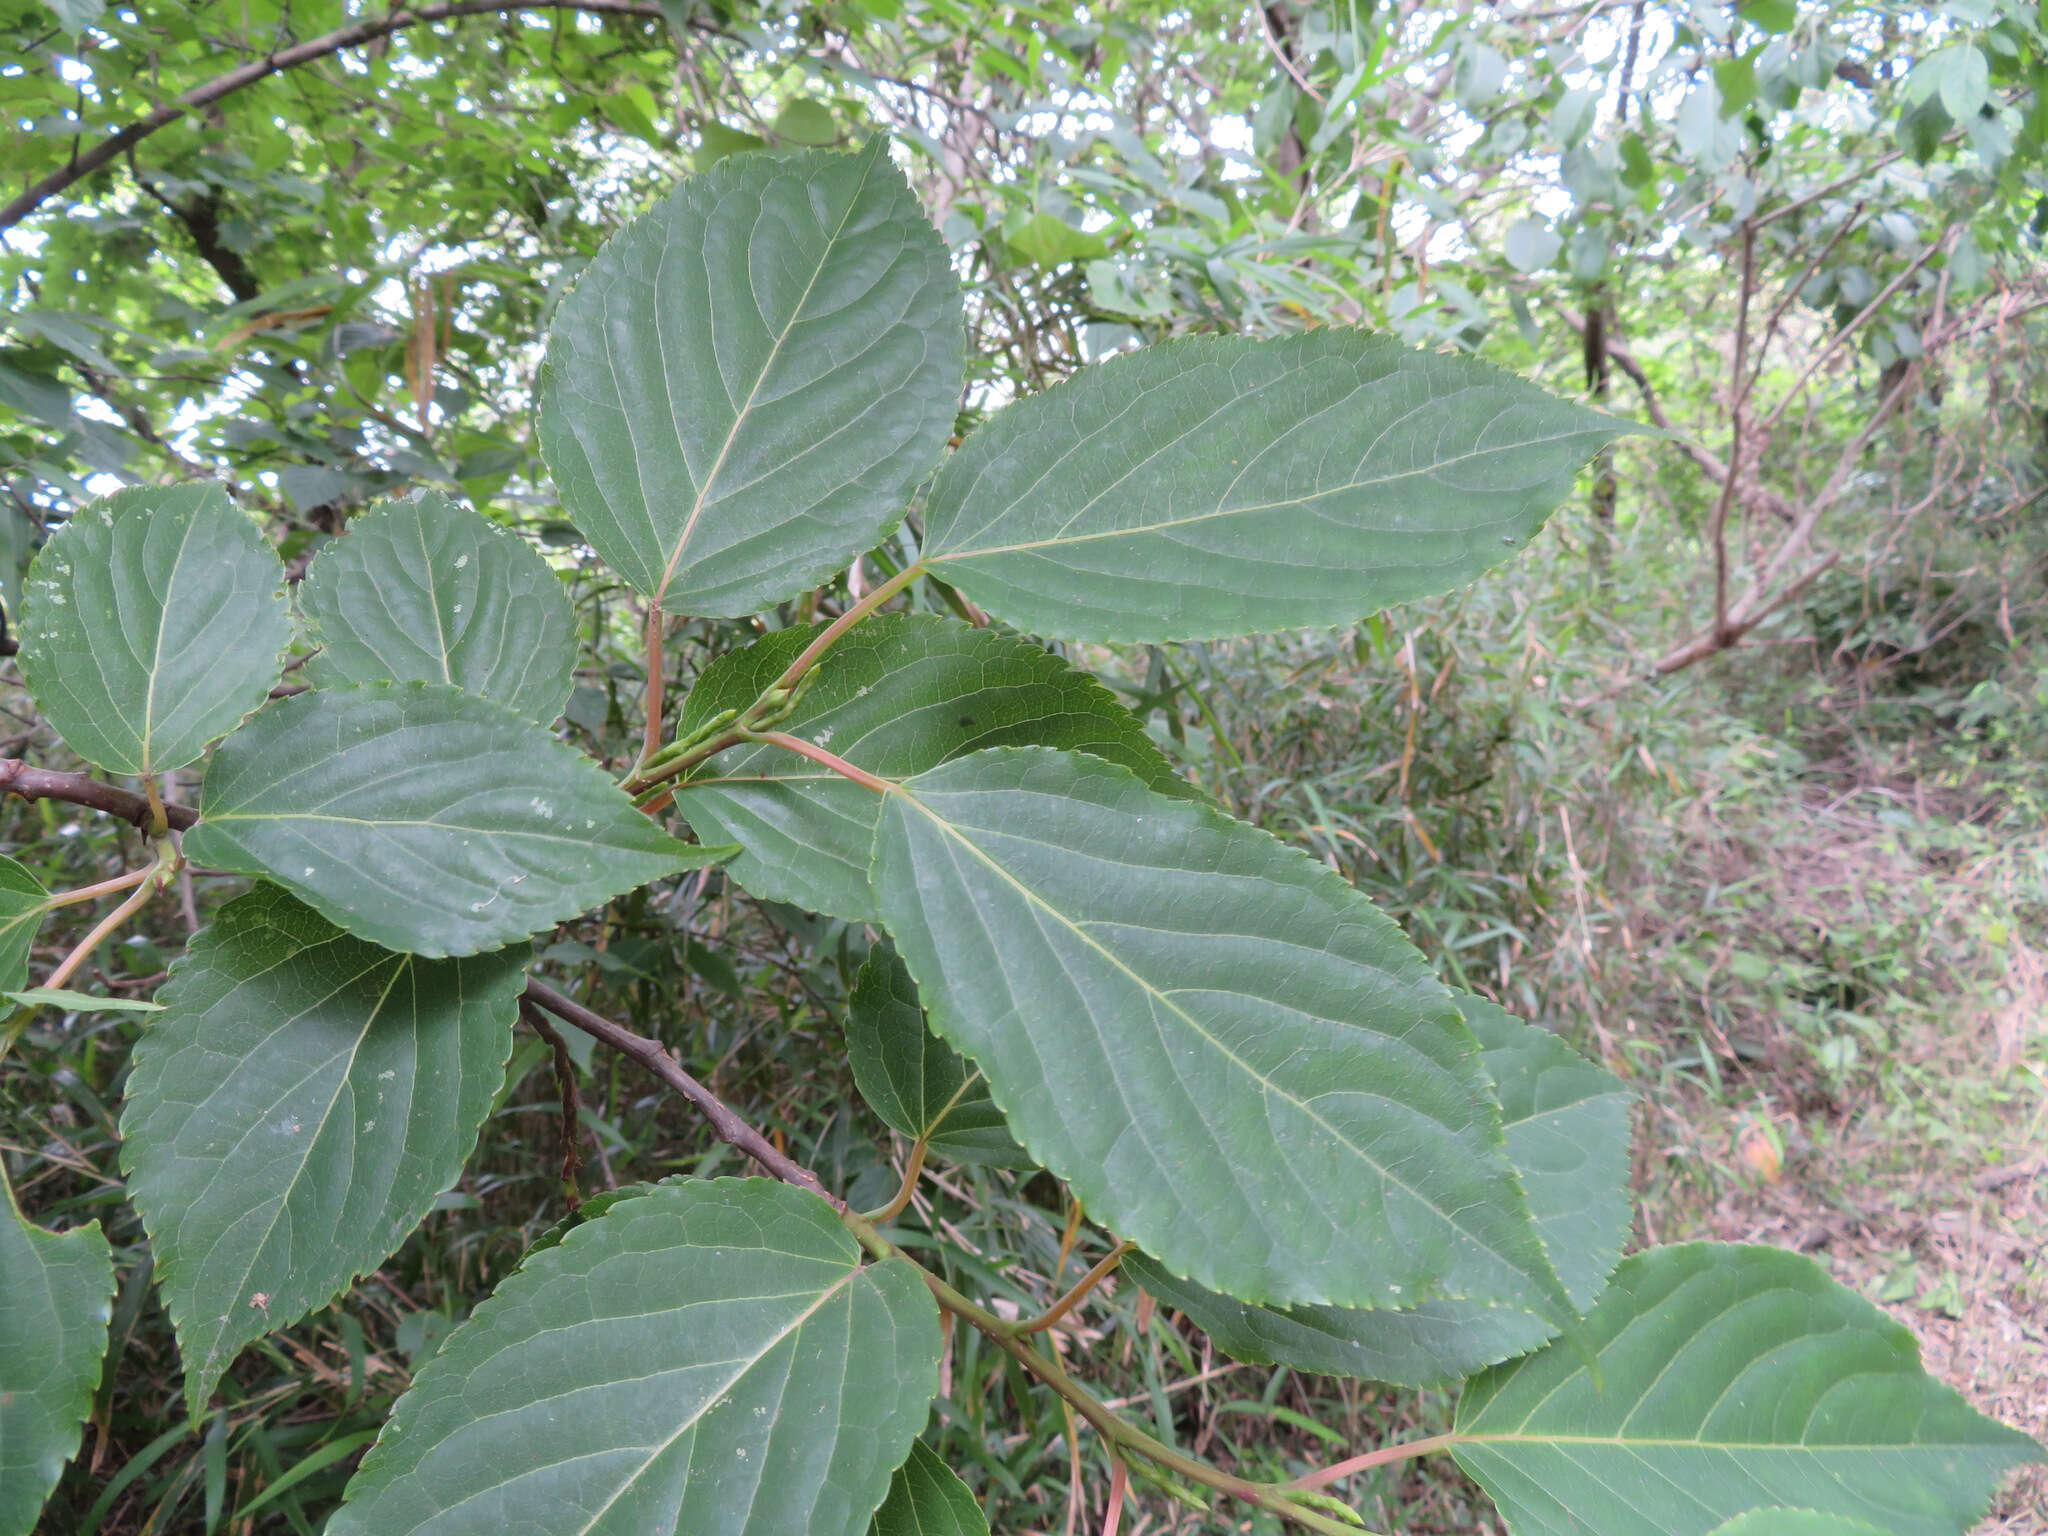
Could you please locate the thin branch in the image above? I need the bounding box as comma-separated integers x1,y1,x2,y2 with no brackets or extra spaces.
0,760,197,831
0,0,701,235
1016,1243,1132,1336
519,998,586,1210
1286,1433,1460,1492
520,976,831,1200
1707,221,1757,647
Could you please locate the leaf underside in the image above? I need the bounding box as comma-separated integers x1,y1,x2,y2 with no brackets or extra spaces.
675,613,1190,919
0,1198,114,1536
298,491,578,726
332,1178,942,1536
121,884,530,1417
870,746,1569,1318
869,1441,989,1536
922,329,1642,643
184,682,728,957
18,483,289,776
0,853,49,994
538,138,966,617
846,946,1031,1169
1124,995,1631,1387
1451,1242,2045,1536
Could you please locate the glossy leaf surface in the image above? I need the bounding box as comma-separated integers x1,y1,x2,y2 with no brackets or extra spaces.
1123,996,1630,1386
1452,1243,2044,1536
0,1195,113,1536
869,1442,989,1536
121,885,529,1416
298,492,576,725
846,946,1029,1168
537,139,965,616
675,614,1186,919
871,747,1568,1316
921,331,1637,642
18,484,289,775
0,855,48,994
332,1178,941,1536
184,684,729,957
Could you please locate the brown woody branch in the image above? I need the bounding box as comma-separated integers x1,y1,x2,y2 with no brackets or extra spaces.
0,759,198,830
0,0,698,235
521,977,832,1201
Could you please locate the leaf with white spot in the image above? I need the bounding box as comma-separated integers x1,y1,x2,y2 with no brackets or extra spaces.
298,492,576,725
331,1178,941,1536
121,883,529,1416
18,484,289,776
183,684,731,957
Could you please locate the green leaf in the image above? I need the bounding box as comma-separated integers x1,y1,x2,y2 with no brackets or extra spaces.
871,747,1570,1318
1123,997,1630,1387
870,1442,988,1536
846,946,1031,1169
537,138,965,617
297,492,577,726
1504,218,1561,273
43,0,105,38
0,1190,113,1536
920,333,1637,643
4,987,162,1014
0,855,49,994
1738,0,1797,32
1707,1515,1897,1536
18,485,290,776
1005,211,1109,268
773,98,839,146
1458,996,1631,1310
121,884,529,1418
331,1178,941,1536
183,684,731,958
1908,44,1990,121
674,614,1192,919
1451,1243,2045,1536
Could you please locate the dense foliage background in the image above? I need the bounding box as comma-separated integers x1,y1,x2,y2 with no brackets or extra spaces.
2,0,2043,1529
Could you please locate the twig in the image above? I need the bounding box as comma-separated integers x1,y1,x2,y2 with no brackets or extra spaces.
519,999,585,1210
0,760,197,831
1017,1243,1132,1336
0,0,705,235
521,977,831,1200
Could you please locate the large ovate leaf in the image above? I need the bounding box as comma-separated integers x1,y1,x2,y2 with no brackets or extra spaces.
1450,1243,2045,1536
0,854,49,993
920,332,1638,642
537,138,965,616
674,614,1188,919
297,492,577,725
1123,996,1631,1387
331,1178,942,1536
183,684,731,957
870,1442,989,1536
17,483,289,775
846,946,1030,1169
0,1188,114,1536
870,747,1569,1318
120,884,530,1417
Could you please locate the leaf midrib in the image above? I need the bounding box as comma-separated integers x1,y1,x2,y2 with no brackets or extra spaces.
651,149,879,607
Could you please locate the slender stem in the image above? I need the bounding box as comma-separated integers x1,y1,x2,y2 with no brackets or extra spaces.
1017,1243,1132,1336
520,1000,586,1211
624,727,747,798
863,1139,928,1223
638,606,668,772
743,731,896,796
764,562,923,700
521,977,831,1200
44,867,150,909
1284,1433,1459,1492
44,846,176,991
